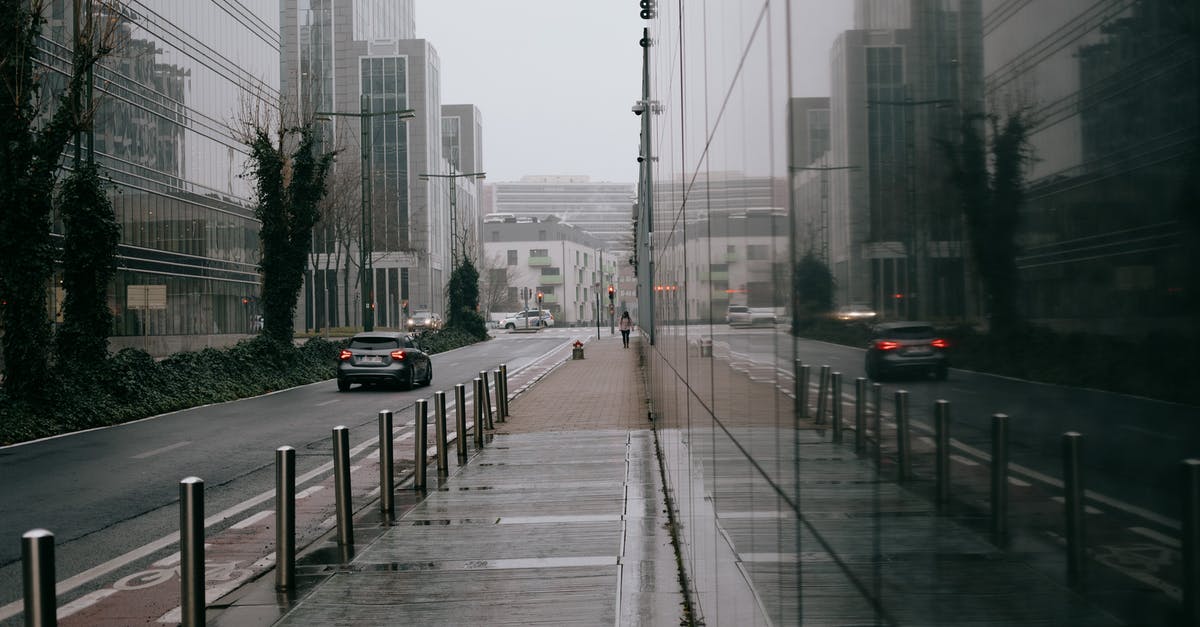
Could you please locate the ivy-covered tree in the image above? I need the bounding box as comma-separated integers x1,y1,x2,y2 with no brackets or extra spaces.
445,256,488,339
55,163,120,368
244,125,335,346
943,111,1033,339
0,0,113,400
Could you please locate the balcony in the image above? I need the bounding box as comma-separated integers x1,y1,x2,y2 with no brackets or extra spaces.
527,256,552,267
539,275,563,285
538,293,559,304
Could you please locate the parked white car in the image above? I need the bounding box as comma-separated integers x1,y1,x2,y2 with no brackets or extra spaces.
500,309,554,329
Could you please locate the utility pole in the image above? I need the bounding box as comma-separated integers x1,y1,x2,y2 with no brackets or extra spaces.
314,101,415,331
418,170,486,266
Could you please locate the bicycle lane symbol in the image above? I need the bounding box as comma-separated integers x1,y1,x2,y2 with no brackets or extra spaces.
113,559,251,592
1091,542,1182,600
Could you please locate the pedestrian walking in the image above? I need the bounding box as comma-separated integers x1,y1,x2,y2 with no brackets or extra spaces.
619,311,633,348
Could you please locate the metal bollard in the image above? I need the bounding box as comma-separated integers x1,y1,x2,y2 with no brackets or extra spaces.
179,477,205,627
473,377,485,449
990,414,1009,545
499,363,510,418
1063,431,1086,588
798,364,811,419
871,383,883,465
480,371,495,429
22,529,56,627
831,372,843,444
815,365,830,424
934,401,951,507
493,369,505,423
435,391,449,476
378,411,394,518
455,384,468,463
854,377,866,454
275,447,296,592
414,400,428,490
894,390,911,482
1183,458,1200,626
332,426,353,547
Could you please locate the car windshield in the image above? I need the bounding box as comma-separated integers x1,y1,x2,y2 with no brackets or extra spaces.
728,306,748,313
349,337,400,349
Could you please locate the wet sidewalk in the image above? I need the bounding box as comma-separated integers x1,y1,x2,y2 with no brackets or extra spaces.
258,335,685,626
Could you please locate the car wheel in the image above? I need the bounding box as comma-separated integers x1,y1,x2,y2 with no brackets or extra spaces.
865,358,881,381
505,323,515,330
337,378,351,392
421,362,433,386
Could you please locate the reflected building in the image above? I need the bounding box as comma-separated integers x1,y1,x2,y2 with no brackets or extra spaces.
41,1,278,353
985,0,1198,334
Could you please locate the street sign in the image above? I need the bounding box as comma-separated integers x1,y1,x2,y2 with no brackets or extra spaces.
127,285,167,310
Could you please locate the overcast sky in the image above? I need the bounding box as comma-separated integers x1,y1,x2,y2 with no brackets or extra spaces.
415,2,853,184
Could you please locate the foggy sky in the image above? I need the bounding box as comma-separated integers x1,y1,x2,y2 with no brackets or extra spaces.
416,2,852,184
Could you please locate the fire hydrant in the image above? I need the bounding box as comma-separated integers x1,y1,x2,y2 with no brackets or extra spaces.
572,340,585,360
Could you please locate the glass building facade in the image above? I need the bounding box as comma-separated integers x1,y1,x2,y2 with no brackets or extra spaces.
41,1,278,350
635,1,1194,624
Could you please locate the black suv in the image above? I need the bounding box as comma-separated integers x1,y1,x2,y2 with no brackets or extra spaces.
864,322,950,381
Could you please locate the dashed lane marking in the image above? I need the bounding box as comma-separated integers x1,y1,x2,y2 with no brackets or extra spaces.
132,441,191,459
230,510,272,530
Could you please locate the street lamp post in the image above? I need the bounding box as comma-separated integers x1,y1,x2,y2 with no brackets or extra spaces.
315,98,415,331
417,170,486,266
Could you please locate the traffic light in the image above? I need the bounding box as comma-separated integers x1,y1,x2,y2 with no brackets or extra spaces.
607,285,615,302
536,291,544,307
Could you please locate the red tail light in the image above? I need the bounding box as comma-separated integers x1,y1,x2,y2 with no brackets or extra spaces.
874,340,901,351
338,349,352,360
390,350,406,361
931,338,950,349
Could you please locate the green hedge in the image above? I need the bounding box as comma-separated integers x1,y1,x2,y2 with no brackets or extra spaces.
0,329,486,446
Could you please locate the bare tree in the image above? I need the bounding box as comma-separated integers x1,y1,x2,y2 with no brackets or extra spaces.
479,253,516,318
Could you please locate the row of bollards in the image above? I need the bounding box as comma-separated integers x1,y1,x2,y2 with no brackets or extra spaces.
19,364,512,627
796,360,1199,620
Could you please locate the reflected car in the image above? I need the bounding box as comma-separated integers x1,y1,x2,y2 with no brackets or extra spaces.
726,305,775,326
406,311,443,332
834,304,878,322
336,332,433,391
864,322,949,381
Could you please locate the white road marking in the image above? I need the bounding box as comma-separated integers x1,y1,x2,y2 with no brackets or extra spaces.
950,454,979,466
1129,526,1182,549
55,589,116,619
296,485,324,499
131,441,191,459
1049,496,1103,514
1008,476,1031,487
230,510,272,529
315,399,340,407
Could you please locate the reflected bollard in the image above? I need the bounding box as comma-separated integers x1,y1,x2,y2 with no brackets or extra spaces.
479,371,495,430
1183,459,1200,626
1063,431,1086,588
377,411,394,518
854,377,867,454
455,384,468,463
332,426,353,547
815,365,830,425
22,529,56,627
473,377,485,450
798,364,811,419
499,363,510,418
414,400,428,490
275,447,296,592
435,392,449,477
179,477,205,627
990,414,1009,545
831,372,843,444
871,383,883,466
894,390,911,482
934,401,951,507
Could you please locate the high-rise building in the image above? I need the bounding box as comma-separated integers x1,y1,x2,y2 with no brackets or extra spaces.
282,1,469,329
488,176,636,254
438,104,485,263
41,1,279,354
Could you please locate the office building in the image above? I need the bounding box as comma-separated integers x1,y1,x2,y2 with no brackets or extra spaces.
488,176,636,254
